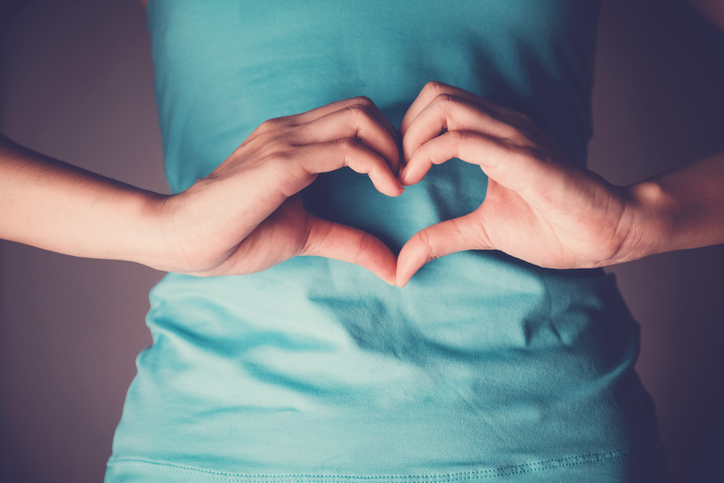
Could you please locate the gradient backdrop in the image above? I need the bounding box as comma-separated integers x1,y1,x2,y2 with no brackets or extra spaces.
1,0,723,481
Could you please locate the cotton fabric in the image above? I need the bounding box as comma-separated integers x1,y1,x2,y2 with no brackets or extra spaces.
105,1,665,481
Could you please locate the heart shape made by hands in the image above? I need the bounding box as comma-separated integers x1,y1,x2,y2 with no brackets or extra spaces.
169,82,629,288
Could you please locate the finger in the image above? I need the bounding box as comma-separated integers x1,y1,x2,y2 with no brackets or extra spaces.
396,212,491,287
295,102,401,173
355,99,402,152
301,215,397,286
401,94,519,175
273,139,405,197
292,96,401,154
400,81,498,137
401,130,557,199
401,82,469,137
291,96,377,123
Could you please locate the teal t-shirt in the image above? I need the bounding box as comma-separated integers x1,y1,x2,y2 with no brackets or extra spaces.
106,1,665,481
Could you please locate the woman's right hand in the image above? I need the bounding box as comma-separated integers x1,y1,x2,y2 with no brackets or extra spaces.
160,96,404,284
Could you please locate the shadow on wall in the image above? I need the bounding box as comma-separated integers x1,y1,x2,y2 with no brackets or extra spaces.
588,1,724,481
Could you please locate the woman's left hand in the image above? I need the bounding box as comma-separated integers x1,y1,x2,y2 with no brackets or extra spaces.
395,82,638,286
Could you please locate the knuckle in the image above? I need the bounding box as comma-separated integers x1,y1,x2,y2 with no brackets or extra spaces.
260,137,290,158
267,150,293,168
349,95,374,108
276,131,298,147
416,229,436,257
473,220,490,248
423,80,448,97
448,129,467,142
302,219,328,257
500,125,523,141
447,130,469,153
257,116,285,133
343,104,374,124
353,232,373,264
433,92,458,108
336,136,358,151
450,218,467,239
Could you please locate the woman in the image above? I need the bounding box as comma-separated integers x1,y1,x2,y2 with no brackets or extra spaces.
2,0,723,481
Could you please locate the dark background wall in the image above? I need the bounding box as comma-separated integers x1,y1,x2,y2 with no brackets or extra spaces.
1,0,723,481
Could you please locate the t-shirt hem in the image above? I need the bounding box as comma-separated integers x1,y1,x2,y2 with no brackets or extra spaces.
105,443,663,482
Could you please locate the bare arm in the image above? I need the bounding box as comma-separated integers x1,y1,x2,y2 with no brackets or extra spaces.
395,77,724,285
625,0,724,258
0,134,168,268
393,2,724,285
621,152,724,262
0,97,403,284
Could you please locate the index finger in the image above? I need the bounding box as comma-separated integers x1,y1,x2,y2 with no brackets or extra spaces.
293,96,401,150
400,81,494,138
295,103,401,174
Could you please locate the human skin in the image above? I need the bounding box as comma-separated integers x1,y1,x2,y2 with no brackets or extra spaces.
0,0,722,287
0,97,403,285
395,81,724,286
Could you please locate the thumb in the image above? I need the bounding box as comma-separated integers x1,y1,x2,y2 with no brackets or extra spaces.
300,215,398,285
396,213,492,287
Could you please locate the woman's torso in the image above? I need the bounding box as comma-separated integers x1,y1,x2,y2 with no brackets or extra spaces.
105,1,665,481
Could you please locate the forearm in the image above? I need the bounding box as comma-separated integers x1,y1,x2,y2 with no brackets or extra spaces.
616,0,724,265
619,150,724,263
0,134,170,269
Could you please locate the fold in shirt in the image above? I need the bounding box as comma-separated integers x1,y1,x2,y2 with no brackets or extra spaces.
106,1,666,481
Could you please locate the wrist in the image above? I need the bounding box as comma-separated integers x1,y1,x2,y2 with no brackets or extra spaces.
616,180,677,264
151,186,223,275
108,188,174,271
